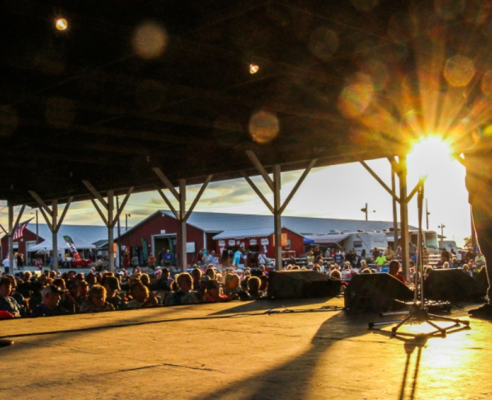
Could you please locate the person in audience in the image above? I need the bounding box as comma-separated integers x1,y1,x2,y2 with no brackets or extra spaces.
246,276,263,299
384,246,394,261
156,268,173,291
127,282,159,309
140,273,151,289
0,277,21,318
388,260,407,285
203,280,232,302
31,285,68,317
463,264,473,277
54,278,78,313
75,281,89,307
191,268,203,290
167,273,200,305
223,273,241,296
104,276,127,310
205,266,216,280
80,285,115,312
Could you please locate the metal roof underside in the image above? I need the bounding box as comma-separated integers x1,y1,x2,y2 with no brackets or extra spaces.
0,1,484,205
160,210,417,235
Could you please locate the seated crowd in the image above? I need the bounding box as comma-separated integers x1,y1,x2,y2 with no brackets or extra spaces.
0,250,485,320
0,265,269,319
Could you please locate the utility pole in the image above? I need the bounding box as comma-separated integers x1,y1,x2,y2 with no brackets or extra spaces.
426,199,430,230
438,224,445,248
361,203,368,221
35,210,39,244
125,213,131,232
360,203,375,221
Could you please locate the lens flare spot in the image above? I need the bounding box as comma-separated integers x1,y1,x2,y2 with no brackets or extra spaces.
249,111,280,144
482,125,492,137
55,18,68,31
308,27,339,60
444,55,475,87
132,22,168,60
434,0,465,21
338,74,373,119
350,0,379,12
249,64,259,74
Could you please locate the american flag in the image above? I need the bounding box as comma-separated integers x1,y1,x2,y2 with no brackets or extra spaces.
13,218,34,240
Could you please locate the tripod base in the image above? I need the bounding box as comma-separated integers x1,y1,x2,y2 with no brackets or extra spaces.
369,304,470,339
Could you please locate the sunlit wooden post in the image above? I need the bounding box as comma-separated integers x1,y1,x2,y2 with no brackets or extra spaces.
82,182,133,272
153,168,212,272
28,192,73,272
242,151,316,270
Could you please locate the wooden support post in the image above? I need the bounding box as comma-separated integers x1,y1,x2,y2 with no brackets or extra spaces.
28,192,72,272
82,182,133,272
391,166,399,251
107,190,115,271
243,153,316,270
273,165,282,271
179,180,187,272
153,169,213,272
52,200,59,270
7,202,26,273
398,155,410,281
8,201,14,274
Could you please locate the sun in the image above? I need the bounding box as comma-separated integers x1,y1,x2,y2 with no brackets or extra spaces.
407,136,453,179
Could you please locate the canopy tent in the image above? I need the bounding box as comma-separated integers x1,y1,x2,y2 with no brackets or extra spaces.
29,237,96,251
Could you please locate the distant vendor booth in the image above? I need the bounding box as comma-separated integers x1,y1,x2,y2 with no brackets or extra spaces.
213,227,304,266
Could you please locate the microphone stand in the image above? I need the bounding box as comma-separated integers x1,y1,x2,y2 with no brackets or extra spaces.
369,180,470,338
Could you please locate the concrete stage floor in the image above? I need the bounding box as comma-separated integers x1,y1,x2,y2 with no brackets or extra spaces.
0,297,490,400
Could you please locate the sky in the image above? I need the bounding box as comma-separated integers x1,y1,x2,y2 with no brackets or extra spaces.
0,137,471,247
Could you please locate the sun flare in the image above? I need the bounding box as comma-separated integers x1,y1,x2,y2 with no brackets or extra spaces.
407,136,455,180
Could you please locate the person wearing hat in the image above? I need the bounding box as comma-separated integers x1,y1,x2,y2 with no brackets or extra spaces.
31,285,68,317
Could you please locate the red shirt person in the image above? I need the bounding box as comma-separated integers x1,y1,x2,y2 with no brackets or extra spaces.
388,260,407,286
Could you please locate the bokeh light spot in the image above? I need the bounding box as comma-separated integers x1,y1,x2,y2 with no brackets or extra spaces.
444,55,475,87
249,111,280,144
132,22,168,60
338,73,373,119
249,64,259,74
308,27,339,60
482,125,492,137
55,18,68,31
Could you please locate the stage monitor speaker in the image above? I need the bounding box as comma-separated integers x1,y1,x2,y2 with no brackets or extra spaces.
267,270,341,299
424,269,487,301
344,273,414,312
